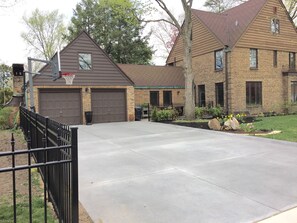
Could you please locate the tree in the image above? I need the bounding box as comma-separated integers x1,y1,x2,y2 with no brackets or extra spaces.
203,0,247,13
0,64,12,105
284,0,297,22
21,9,66,61
68,0,153,64
151,16,180,60
0,0,20,8
154,0,195,119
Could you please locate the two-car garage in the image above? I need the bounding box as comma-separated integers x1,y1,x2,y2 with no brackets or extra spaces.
39,88,127,125
33,31,134,125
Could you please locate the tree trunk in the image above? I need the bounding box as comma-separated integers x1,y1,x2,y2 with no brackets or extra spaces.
182,11,195,120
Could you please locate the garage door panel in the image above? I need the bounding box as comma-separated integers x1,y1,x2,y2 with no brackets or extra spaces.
91,89,126,123
39,89,82,125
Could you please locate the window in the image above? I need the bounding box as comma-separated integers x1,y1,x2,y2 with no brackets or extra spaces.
271,18,280,34
215,83,224,107
215,50,224,70
273,50,277,67
198,85,206,107
292,81,297,103
163,91,172,107
79,53,92,70
246,82,262,106
289,52,296,69
250,49,258,68
150,91,159,107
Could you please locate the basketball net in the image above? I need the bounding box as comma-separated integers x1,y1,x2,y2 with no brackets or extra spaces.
62,73,75,85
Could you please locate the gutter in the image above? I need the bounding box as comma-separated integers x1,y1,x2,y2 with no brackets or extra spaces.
135,86,185,89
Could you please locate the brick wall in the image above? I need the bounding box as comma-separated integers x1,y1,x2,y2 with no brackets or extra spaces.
31,85,135,124
230,47,297,114
134,88,185,107
176,48,297,114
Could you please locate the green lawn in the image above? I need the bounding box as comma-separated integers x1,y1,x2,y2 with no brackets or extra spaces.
253,115,297,142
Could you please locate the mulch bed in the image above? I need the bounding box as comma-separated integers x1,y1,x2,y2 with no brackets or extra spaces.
162,121,272,135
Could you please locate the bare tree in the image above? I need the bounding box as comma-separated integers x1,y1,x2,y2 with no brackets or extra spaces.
152,15,181,60
204,0,247,13
0,0,19,8
154,0,195,119
284,0,297,22
21,9,66,61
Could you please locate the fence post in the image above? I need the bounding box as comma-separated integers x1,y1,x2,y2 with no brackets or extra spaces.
148,103,150,122
27,131,33,223
71,127,79,223
11,133,17,223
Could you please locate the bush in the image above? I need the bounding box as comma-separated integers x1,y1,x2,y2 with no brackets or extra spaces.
208,106,223,118
151,107,178,122
0,88,13,106
195,106,224,119
0,107,13,129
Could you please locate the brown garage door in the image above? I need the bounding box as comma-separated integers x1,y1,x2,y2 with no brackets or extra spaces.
39,89,82,125
91,89,126,123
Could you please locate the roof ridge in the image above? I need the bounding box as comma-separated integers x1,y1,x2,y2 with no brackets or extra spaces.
191,0,268,48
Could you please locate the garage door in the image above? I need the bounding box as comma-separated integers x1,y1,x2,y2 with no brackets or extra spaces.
39,89,82,125
91,89,126,123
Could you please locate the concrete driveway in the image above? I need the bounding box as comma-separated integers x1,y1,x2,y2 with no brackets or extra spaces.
78,121,297,223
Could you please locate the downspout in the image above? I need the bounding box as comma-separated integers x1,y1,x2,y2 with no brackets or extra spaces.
224,46,231,115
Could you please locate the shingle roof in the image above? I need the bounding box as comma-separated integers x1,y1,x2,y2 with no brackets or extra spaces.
117,64,184,88
192,0,267,48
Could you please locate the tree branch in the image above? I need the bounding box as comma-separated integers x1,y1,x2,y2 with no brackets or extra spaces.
155,0,182,31
143,18,176,27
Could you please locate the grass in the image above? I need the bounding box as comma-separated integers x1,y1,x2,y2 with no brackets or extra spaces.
0,171,58,223
253,114,297,142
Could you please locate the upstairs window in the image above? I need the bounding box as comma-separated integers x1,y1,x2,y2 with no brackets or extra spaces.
271,18,280,34
289,52,296,69
250,49,258,69
79,53,92,70
215,50,224,70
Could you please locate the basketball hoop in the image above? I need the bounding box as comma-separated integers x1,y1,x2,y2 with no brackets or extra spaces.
62,72,75,85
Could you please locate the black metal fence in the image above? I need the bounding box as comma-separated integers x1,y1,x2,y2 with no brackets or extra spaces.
0,106,78,223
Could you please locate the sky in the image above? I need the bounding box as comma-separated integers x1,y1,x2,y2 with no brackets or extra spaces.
0,0,205,66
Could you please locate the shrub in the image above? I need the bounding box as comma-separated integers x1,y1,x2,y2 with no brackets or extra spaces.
208,106,223,118
0,107,13,129
195,106,224,119
151,107,178,122
195,107,206,119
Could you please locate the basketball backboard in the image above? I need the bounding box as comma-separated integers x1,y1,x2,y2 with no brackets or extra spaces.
51,51,61,81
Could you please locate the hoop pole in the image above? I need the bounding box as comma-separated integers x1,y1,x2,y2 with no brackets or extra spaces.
28,58,35,112
57,50,61,72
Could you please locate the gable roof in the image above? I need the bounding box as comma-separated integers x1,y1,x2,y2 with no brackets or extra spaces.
35,31,134,86
117,64,184,88
192,0,267,48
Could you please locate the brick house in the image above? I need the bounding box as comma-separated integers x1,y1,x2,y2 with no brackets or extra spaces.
167,0,297,114
118,64,185,107
32,31,135,125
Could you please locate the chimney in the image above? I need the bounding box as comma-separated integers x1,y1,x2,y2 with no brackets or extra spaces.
6,64,25,106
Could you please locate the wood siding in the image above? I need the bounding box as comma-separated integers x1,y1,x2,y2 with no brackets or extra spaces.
237,0,297,52
34,32,133,86
167,14,224,64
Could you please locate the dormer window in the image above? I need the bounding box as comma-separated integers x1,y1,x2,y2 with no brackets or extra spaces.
271,18,280,34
